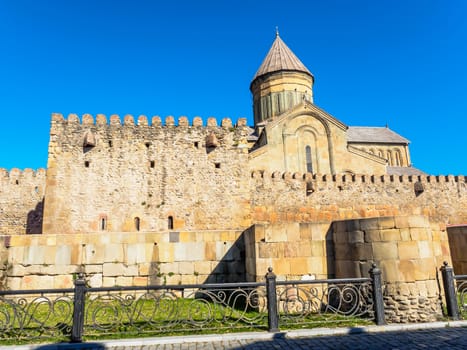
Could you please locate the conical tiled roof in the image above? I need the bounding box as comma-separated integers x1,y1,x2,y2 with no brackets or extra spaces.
252,32,313,82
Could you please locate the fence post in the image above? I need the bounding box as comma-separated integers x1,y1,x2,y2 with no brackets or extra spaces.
440,261,460,320
71,273,86,342
265,267,279,332
369,263,386,325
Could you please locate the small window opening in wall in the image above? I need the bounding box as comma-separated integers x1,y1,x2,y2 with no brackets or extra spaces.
305,145,313,173
150,160,155,168
134,217,140,231
168,216,174,230
194,141,199,148
85,161,90,168
15,179,19,185
100,217,107,231
108,140,112,147
34,186,39,193
215,162,221,169
145,142,151,148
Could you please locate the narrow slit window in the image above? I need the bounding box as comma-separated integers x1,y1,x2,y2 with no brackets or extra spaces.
150,160,155,168
134,217,140,231
108,140,113,147
168,216,174,230
305,145,313,173
100,217,107,231
194,141,199,148
85,161,90,168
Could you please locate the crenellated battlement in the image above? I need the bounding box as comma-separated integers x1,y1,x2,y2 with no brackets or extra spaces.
0,168,46,181
51,113,248,129
251,170,467,184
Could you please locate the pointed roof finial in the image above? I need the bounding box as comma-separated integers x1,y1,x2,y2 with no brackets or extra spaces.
276,26,280,37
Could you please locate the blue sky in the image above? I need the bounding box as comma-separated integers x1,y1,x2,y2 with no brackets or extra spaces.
0,0,466,175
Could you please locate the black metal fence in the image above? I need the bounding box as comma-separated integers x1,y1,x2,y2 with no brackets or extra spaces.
440,261,467,320
0,265,385,343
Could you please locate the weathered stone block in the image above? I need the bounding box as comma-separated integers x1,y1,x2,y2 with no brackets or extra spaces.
194,261,213,275
360,218,380,231
88,273,103,288
380,229,401,242
378,217,396,229
179,261,195,275
24,246,45,265
364,230,381,242
126,243,147,264
54,275,73,289
372,242,398,260
116,276,133,286
84,244,105,264
299,223,311,239
9,264,26,277
103,277,116,287
399,259,416,281
104,244,124,263
265,224,288,242
348,230,364,244
418,241,433,259
55,245,71,265
408,215,429,228
379,260,400,282
398,241,419,260
103,263,125,277
289,258,310,275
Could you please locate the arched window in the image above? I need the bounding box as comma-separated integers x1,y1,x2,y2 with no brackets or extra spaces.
305,145,313,173
134,217,140,231
168,216,174,230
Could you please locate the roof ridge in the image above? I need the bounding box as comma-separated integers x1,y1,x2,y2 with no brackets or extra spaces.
252,34,313,81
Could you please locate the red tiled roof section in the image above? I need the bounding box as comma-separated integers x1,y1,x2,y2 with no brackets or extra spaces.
252,34,313,81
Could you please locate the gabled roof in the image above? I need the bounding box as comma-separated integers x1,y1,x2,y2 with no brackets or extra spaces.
387,166,427,176
347,126,410,144
252,33,313,82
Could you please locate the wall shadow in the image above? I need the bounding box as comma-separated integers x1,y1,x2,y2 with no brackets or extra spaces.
202,232,246,284
26,198,44,234
32,342,105,349
227,327,467,350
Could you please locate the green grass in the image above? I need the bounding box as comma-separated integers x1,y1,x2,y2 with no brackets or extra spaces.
0,294,375,345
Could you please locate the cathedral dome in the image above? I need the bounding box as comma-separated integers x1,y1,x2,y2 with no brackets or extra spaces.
251,31,313,85
250,32,314,125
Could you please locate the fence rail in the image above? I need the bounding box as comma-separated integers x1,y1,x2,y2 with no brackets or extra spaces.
440,261,467,320
0,267,385,343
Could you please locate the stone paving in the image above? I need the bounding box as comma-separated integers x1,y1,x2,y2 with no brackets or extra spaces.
122,327,467,350
6,322,467,350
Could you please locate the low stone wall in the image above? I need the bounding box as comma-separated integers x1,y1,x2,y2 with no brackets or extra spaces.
447,224,467,275
0,230,245,290
332,215,450,322
244,222,332,282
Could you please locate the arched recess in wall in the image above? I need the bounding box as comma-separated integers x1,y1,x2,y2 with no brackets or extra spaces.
282,112,335,174
386,150,393,166
394,149,402,166
296,125,319,174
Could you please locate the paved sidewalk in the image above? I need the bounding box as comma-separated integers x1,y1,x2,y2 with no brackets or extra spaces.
4,321,467,350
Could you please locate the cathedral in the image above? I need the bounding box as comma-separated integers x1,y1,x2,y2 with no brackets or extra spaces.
0,34,465,321
248,32,423,176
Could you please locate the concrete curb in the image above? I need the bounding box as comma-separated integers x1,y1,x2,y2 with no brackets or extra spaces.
4,320,467,350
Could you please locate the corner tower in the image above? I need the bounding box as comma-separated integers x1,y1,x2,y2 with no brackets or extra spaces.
250,31,314,126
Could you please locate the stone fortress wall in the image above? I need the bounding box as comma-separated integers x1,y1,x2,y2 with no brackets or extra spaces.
0,114,467,324
0,168,45,235
43,113,252,235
